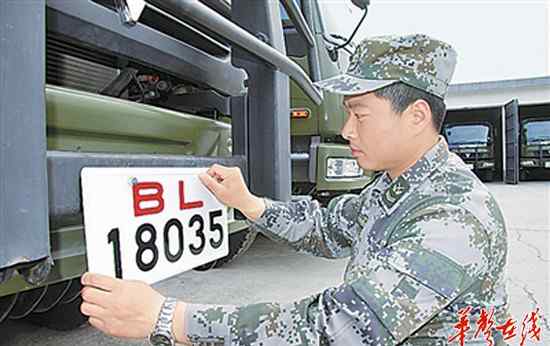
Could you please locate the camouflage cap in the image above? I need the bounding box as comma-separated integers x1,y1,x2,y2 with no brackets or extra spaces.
315,34,457,98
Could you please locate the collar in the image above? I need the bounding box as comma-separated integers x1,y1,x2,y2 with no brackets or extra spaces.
379,136,449,215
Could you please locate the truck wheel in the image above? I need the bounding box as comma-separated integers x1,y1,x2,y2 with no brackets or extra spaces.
520,170,528,181
8,286,47,319
27,278,88,331
28,296,87,331
194,229,257,271
0,294,18,323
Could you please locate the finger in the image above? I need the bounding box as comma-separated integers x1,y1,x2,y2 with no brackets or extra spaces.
80,301,107,318
208,164,231,178
81,286,113,307
88,317,105,331
82,272,120,291
199,172,225,196
206,165,218,177
209,171,224,183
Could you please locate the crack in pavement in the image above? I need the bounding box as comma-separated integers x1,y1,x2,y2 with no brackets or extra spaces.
509,227,550,263
507,277,550,333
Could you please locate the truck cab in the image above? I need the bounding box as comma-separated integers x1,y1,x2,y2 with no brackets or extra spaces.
520,118,550,178
443,122,497,180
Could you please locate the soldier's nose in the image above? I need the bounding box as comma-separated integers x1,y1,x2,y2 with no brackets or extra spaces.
341,116,356,140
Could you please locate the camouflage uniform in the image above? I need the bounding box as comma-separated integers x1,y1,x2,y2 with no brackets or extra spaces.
183,34,509,345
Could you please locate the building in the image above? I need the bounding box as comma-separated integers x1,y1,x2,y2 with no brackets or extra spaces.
444,76,550,183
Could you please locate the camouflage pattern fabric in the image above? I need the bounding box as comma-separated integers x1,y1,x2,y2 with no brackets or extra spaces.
184,137,509,345
314,34,457,98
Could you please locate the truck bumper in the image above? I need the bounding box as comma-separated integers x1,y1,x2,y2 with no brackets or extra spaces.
520,158,550,169
0,218,248,297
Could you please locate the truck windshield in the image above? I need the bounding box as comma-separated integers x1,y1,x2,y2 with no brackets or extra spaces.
280,1,357,38
524,120,550,143
316,0,357,36
444,124,490,145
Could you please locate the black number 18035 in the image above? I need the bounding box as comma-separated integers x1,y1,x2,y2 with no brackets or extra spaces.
107,209,224,278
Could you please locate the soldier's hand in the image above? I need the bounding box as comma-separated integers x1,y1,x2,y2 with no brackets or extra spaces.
199,164,265,221
80,273,188,343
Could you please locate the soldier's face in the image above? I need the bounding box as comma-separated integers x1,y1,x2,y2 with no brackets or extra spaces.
341,92,414,172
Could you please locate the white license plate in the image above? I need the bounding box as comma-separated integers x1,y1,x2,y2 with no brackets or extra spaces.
81,167,228,284
545,161,550,168
466,163,474,170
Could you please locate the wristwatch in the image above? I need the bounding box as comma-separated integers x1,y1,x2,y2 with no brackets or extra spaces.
149,297,177,346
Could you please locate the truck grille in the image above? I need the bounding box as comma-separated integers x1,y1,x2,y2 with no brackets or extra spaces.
46,33,119,93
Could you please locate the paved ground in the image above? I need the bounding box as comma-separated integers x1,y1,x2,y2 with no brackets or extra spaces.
488,182,549,345
1,182,548,345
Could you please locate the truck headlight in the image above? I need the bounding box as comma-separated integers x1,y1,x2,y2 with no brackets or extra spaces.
326,158,363,178
479,161,494,168
521,160,536,167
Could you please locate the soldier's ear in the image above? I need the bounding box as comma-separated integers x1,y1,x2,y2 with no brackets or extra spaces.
407,99,432,135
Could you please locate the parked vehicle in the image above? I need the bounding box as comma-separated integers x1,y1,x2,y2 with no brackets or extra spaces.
0,0,370,331
443,122,497,181
443,105,505,182
520,117,550,180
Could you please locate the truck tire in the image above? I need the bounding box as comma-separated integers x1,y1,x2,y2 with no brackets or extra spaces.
0,294,18,323
28,295,87,331
194,229,257,271
27,278,88,331
8,286,47,319
520,170,529,181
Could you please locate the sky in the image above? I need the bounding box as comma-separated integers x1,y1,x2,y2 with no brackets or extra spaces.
318,0,550,84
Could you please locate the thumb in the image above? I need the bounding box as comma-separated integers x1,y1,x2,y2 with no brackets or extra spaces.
208,164,232,179
199,172,225,197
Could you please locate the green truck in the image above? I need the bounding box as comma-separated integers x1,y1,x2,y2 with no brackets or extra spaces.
443,121,497,181
442,106,504,182
284,0,372,203
519,104,550,180
0,0,370,331
521,119,550,173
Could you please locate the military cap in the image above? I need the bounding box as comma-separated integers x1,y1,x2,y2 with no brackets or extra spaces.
315,33,457,98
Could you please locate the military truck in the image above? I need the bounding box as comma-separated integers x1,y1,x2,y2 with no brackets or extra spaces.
443,107,503,182
0,0,370,331
283,0,372,204
519,103,550,180
443,121,497,181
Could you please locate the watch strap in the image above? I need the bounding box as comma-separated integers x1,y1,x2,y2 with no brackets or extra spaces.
150,297,177,346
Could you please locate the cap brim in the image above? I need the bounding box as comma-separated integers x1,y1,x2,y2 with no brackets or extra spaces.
314,74,398,96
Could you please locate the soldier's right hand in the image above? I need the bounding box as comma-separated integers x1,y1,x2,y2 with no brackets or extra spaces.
199,164,266,221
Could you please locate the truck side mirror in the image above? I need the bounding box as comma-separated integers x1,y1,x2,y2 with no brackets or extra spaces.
328,48,339,62
351,0,370,10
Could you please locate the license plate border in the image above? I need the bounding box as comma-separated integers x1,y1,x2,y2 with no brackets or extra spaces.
81,167,229,284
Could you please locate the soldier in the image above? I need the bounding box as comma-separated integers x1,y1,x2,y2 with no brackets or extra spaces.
80,34,509,345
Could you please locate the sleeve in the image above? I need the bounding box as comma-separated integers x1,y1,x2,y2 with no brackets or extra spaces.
184,204,490,346
248,193,364,259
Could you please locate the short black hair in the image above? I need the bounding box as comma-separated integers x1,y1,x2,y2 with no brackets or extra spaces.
372,82,447,132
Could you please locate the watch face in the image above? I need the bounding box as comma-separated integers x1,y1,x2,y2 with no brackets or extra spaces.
149,333,173,346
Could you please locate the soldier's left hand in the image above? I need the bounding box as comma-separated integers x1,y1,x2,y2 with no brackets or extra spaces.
80,273,165,339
